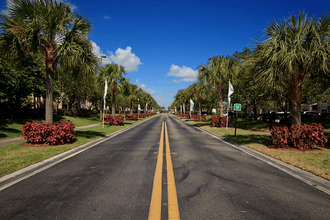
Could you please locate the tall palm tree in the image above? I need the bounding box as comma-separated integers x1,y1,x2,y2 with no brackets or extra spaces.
102,63,126,117
123,81,138,115
0,0,97,124
190,81,208,117
198,55,237,117
252,12,330,125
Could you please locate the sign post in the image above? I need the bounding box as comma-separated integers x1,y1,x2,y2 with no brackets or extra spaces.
233,104,241,136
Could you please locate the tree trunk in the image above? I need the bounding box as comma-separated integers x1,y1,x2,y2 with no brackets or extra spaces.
45,69,54,124
183,102,185,115
130,100,133,115
189,101,191,118
100,98,102,121
112,91,116,117
289,71,304,126
217,83,224,117
199,98,202,118
44,46,56,124
253,99,258,120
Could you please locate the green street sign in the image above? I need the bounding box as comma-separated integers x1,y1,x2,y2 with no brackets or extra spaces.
234,103,241,111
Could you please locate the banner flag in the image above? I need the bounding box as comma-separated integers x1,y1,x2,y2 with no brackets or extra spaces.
228,79,234,97
190,99,194,111
103,78,107,110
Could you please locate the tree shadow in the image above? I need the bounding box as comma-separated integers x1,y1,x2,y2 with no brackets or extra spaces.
75,130,107,139
223,134,270,146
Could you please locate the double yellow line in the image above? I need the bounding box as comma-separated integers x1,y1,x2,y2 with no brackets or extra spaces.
148,122,180,220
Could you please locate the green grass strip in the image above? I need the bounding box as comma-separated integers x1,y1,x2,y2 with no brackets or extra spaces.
0,116,153,178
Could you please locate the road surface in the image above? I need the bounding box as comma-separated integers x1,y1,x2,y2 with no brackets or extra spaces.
0,114,329,219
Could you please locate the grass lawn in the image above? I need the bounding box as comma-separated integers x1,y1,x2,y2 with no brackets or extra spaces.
0,116,154,178
178,116,330,181
0,114,103,140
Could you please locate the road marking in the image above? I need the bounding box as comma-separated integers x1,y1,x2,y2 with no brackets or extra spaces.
148,122,164,220
165,122,180,219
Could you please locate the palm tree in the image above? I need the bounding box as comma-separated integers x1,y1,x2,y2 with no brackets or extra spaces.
198,55,238,117
123,81,138,115
0,0,97,124
102,63,126,117
251,12,330,125
190,82,208,118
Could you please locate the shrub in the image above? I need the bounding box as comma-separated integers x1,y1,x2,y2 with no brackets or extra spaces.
22,120,75,145
269,123,328,150
211,116,231,128
104,115,114,125
113,115,124,126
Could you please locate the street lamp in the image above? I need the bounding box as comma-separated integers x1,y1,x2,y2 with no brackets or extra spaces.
137,98,140,119
100,55,107,122
100,55,106,68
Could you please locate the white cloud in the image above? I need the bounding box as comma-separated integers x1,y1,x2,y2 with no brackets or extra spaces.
108,47,142,73
104,15,111,20
136,79,156,95
91,41,112,65
91,42,142,72
167,64,198,82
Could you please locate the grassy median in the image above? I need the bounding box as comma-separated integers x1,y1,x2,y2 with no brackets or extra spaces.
0,116,154,178
0,115,102,140
181,117,330,181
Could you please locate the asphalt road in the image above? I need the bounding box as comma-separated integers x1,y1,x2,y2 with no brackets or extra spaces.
0,114,330,220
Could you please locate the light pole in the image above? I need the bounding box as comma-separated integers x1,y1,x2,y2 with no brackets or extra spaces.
137,98,140,119
100,55,107,125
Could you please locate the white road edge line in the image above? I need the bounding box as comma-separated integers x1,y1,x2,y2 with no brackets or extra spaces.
169,115,330,196
0,115,160,192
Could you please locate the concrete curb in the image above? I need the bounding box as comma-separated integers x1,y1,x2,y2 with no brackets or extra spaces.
0,115,160,191
0,123,103,147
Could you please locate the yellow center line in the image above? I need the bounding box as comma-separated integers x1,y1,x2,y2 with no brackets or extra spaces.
165,122,180,219
148,122,164,220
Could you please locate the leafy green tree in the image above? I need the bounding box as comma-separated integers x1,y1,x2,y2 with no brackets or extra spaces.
190,81,208,117
233,48,272,119
0,54,45,116
251,12,330,125
102,63,126,117
0,0,98,124
198,55,238,117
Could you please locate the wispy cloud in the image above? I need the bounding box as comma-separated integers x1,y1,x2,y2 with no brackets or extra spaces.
91,41,112,65
104,15,111,20
136,79,156,95
166,64,198,83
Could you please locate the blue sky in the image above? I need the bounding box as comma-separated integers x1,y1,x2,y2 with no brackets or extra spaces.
1,0,330,108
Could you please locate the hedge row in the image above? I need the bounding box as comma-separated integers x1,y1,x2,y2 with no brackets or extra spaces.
22,120,75,145
211,116,231,128
269,123,328,151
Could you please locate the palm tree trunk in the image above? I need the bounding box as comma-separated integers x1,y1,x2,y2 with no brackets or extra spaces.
112,92,116,117
183,102,185,115
217,83,224,117
130,100,133,115
289,72,304,126
199,98,202,118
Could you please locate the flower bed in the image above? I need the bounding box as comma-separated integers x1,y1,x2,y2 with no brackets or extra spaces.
22,120,75,145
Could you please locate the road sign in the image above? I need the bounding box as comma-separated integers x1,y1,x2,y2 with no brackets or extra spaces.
234,103,241,111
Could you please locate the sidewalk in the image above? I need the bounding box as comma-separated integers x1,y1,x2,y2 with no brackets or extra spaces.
0,123,102,146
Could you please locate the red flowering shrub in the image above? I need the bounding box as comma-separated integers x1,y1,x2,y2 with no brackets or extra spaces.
140,113,146,118
104,115,114,125
113,115,124,126
269,123,328,150
22,120,75,145
191,114,206,122
211,116,231,127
